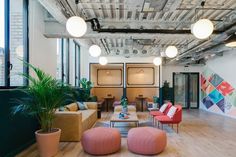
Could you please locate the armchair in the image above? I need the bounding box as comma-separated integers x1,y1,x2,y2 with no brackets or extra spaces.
154,105,182,133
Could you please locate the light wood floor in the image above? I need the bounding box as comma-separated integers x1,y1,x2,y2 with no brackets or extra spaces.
17,110,236,157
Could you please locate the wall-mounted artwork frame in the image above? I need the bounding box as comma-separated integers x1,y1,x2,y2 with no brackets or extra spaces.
127,67,155,85
97,69,123,86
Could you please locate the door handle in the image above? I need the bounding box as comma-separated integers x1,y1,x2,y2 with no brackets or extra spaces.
7,61,13,70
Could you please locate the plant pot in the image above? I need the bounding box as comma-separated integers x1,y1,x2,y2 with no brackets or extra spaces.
122,107,128,113
35,128,61,157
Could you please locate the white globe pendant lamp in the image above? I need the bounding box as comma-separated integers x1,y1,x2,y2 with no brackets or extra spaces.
99,57,108,65
89,45,101,57
153,57,162,66
66,16,87,37
165,46,178,58
191,19,214,39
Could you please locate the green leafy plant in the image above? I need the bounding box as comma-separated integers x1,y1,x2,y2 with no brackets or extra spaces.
153,96,159,104
121,97,128,109
78,78,93,101
12,62,74,133
163,80,172,101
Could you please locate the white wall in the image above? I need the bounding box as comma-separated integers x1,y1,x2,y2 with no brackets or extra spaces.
200,49,236,118
29,0,57,77
162,65,203,87
206,50,236,88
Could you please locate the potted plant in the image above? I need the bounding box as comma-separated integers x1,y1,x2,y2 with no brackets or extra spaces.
12,62,74,157
153,96,159,109
78,78,93,102
163,80,172,103
121,97,128,113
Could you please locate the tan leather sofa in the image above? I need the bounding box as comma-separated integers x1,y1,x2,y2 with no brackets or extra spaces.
52,102,97,142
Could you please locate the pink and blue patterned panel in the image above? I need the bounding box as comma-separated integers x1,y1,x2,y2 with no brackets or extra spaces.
201,68,236,117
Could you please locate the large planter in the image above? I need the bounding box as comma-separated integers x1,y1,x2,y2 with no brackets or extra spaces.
35,128,61,157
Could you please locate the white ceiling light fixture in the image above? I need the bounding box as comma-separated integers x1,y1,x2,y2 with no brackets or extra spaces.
165,46,178,58
225,34,236,47
66,16,87,37
66,0,87,37
89,45,101,57
191,19,214,39
99,56,108,65
153,57,162,66
191,1,214,40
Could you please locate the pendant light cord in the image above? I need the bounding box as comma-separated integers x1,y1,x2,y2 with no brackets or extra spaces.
75,0,79,16
200,0,206,19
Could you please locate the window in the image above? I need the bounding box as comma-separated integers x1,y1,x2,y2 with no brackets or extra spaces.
0,0,5,86
75,42,80,86
56,39,80,86
0,0,28,87
56,39,62,80
62,39,69,84
57,38,69,83
69,40,75,86
10,0,28,86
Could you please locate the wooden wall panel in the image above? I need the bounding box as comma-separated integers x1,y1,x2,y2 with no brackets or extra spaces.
91,88,123,101
126,88,159,102
127,67,154,85
126,64,159,87
90,64,124,87
97,69,122,86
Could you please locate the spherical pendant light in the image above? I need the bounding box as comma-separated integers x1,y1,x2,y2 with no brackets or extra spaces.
99,57,108,65
165,46,178,58
191,19,214,39
153,57,162,66
89,45,101,57
66,16,87,37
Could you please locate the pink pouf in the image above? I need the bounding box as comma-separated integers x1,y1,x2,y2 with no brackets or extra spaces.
127,127,167,155
81,127,121,155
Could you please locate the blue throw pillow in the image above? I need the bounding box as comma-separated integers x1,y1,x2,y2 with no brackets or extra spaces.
58,106,65,111
77,102,88,110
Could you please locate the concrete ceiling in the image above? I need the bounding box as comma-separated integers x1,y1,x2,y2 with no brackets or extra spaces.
39,0,236,65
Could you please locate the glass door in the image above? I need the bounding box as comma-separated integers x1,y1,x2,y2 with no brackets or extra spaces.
173,73,199,109
189,74,199,108
173,73,188,108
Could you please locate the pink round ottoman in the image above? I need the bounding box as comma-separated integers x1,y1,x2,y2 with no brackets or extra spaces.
81,127,121,155
127,127,167,155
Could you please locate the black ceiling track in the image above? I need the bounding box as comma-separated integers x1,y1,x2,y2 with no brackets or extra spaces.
94,29,223,34
86,18,223,34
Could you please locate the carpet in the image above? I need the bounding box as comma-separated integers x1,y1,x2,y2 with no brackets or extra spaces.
94,113,174,137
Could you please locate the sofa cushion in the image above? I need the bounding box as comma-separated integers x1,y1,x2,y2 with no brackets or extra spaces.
81,110,96,122
167,106,177,119
77,102,88,110
65,103,78,111
159,103,168,113
81,110,97,132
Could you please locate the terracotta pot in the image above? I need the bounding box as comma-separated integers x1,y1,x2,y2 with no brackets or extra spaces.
35,128,61,157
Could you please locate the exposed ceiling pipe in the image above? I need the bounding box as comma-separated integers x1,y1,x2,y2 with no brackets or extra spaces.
167,20,236,64
100,39,111,55
183,47,228,65
88,18,223,34
93,28,223,34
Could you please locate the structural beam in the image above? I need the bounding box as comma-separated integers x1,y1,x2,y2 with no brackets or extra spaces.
38,0,67,24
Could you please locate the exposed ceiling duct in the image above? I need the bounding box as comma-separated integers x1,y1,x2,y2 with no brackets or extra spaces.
88,18,223,34
39,0,236,64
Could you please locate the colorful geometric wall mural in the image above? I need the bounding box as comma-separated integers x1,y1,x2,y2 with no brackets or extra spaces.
201,68,236,118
